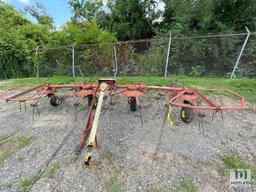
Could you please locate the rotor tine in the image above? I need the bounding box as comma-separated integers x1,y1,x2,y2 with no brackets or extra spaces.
74,106,78,121
24,102,27,112
139,106,144,126
201,117,205,136
198,114,205,136
155,99,162,110
36,106,40,116
211,111,216,121
159,104,167,119
32,106,35,120
19,102,22,112
198,114,201,133
220,110,224,121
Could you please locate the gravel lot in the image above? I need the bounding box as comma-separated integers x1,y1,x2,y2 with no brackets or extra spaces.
0,85,255,192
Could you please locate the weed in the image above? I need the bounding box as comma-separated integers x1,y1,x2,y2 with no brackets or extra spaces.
17,173,39,192
46,162,60,179
102,175,124,192
179,178,197,192
145,179,197,192
0,134,12,147
0,137,32,165
145,187,174,192
69,156,79,164
103,150,115,162
17,137,31,149
18,178,30,191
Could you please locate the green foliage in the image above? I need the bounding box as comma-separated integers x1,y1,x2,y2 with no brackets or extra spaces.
69,0,103,22
47,162,60,179
190,66,205,77
0,2,52,79
1,0,256,78
24,2,53,27
102,175,124,192
0,1,116,79
17,173,40,192
69,0,158,40
0,136,32,165
18,178,30,191
179,179,197,192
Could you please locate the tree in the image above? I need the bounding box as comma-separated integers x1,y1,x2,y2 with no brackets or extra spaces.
68,0,159,41
24,2,53,27
68,0,103,23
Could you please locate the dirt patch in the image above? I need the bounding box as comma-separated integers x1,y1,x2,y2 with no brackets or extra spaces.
0,93,255,192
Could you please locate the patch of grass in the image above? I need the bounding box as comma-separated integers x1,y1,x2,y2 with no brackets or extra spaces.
218,154,256,186
102,174,124,192
17,137,31,149
2,76,256,102
178,178,198,192
145,179,197,192
69,156,79,164
145,187,174,192
103,150,115,162
0,134,12,147
18,178,30,191
17,173,39,192
46,161,60,179
0,134,11,141
0,137,32,165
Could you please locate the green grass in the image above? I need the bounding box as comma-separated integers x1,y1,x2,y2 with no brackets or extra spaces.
178,178,198,192
2,76,255,102
17,173,39,192
46,161,60,179
0,134,13,147
145,178,197,192
103,150,115,162
218,154,256,186
69,156,79,164
18,178,30,191
0,137,32,165
102,175,124,192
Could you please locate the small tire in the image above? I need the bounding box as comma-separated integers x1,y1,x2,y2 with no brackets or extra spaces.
88,95,98,109
88,95,93,107
181,107,194,123
129,97,136,112
50,95,62,107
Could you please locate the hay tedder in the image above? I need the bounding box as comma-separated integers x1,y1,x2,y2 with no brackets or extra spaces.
0,79,244,165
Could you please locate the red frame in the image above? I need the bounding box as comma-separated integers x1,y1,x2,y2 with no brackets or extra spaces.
0,79,245,156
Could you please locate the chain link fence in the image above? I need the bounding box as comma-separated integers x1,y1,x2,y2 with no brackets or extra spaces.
30,32,256,78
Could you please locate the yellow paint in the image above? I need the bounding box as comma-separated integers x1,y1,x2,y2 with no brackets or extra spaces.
167,105,174,129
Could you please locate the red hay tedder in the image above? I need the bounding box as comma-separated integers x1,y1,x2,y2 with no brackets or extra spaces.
0,79,244,165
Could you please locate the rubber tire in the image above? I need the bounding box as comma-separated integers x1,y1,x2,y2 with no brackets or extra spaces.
180,107,194,123
88,95,97,109
88,95,93,107
50,95,62,107
130,97,136,112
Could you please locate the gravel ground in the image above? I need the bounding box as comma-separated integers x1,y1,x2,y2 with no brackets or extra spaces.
0,86,255,192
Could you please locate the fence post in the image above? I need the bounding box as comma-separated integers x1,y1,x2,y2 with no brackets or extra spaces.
164,33,172,78
230,27,250,78
113,44,118,77
72,43,76,78
35,46,39,78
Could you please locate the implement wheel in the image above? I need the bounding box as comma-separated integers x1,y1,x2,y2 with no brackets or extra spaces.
180,107,194,123
88,95,98,109
50,95,62,107
129,97,136,112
